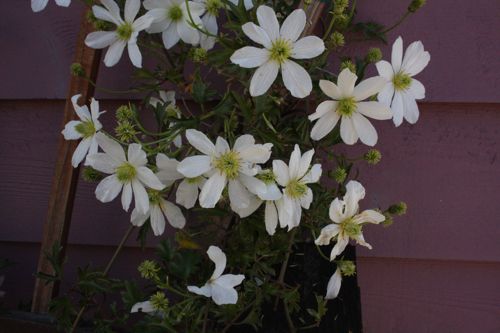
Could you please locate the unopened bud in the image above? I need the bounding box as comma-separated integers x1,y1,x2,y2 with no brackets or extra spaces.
408,0,426,13
70,63,85,77
337,260,356,276
81,166,104,182
340,60,356,74
388,202,407,216
364,149,382,165
138,260,160,280
115,120,137,143
331,167,347,184
330,31,345,48
190,47,208,63
366,48,382,63
116,105,135,122
150,292,169,312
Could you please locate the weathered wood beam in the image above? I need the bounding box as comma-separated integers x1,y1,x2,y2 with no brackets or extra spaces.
299,0,327,35
31,8,101,313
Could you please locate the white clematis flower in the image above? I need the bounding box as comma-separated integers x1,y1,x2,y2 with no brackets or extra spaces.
150,90,182,148
177,129,272,210
86,133,165,214
230,169,283,235
62,95,104,168
144,0,205,49
85,0,154,68
376,36,430,126
315,180,385,260
187,246,245,305
309,68,392,146
155,154,206,209
31,0,70,12
273,145,322,230
230,5,325,98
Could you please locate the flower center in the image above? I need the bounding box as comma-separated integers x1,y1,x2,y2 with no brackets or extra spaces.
75,120,96,138
337,97,357,117
168,5,183,21
256,170,276,185
285,179,307,199
148,190,162,205
340,218,361,237
206,0,223,16
186,176,202,184
269,38,292,64
116,162,137,182
214,151,240,180
393,72,412,91
116,22,133,41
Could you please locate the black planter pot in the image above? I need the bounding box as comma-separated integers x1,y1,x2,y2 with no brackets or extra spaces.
229,244,362,333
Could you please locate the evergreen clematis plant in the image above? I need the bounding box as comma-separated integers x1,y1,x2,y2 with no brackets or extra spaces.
33,0,428,331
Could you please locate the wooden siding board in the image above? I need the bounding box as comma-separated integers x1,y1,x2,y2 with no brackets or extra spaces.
357,257,500,333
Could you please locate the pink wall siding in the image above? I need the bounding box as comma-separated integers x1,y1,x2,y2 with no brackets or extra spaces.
0,1,499,331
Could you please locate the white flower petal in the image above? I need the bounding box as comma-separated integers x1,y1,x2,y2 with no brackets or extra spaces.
328,198,346,223
325,268,342,300
131,300,155,313
238,144,272,164
319,80,342,100
259,182,282,201
127,40,142,68
232,194,262,218
185,129,216,155
402,92,420,124
177,20,200,45
377,83,394,106
132,179,150,214
95,175,123,203
339,116,358,145
356,101,392,120
355,209,385,225
228,179,252,210
199,172,226,208
162,24,180,49
32,0,49,12
301,164,322,184
299,187,313,209
309,101,337,121
124,0,140,22
127,143,147,166
288,144,301,179
156,154,183,183
281,60,312,98
233,135,255,152
100,0,121,21
337,68,357,97
238,174,267,197
330,235,349,260
391,91,405,127
92,5,121,25
176,179,199,209
375,60,394,80
291,36,325,59
130,207,149,227
85,31,118,49
256,5,279,40
408,79,425,100
86,153,116,174
72,138,91,167
391,36,403,72
215,137,230,155
121,182,133,211
249,61,279,97
353,233,372,249
187,284,212,297
310,110,340,141
297,149,314,179
177,155,213,178
353,76,387,102
264,201,278,235
344,180,365,217
137,167,165,190
315,223,340,246
207,246,226,280
210,283,238,305
150,204,166,236
272,160,289,187
216,274,245,288
230,46,270,69
62,121,82,140
104,40,127,67
402,41,430,76
280,9,305,42
242,22,271,48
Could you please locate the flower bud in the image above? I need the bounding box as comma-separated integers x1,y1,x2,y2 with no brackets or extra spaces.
408,0,426,13
365,48,382,63
116,105,135,122
333,0,349,14
138,260,160,280
115,120,137,143
340,60,356,74
190,47,208,63
364,149,382,165
337,260,356,276
150,292,169,312
388,202,407,216
331,167,347,184
70,63,85,77
81,166,104,182
330,31,345,48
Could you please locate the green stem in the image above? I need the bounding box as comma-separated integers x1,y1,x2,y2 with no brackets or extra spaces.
382,11,411,33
